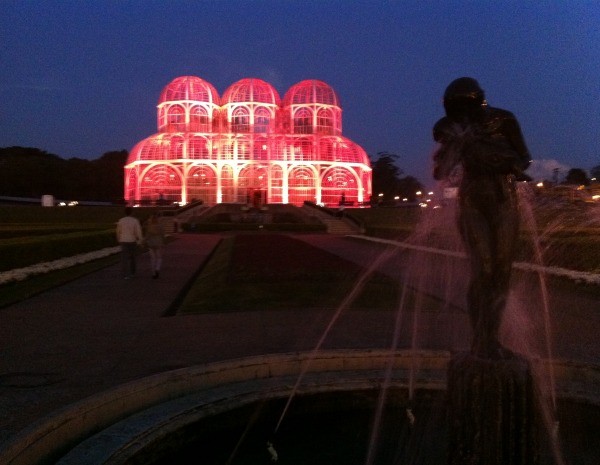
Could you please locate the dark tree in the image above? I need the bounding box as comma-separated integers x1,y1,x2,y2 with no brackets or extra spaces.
371,152,402,194
0,146,127,202
590,164,600,180
370,151,424,203
564,168,590,186
397,175,423,201
92,150,128,202
0,147,65,197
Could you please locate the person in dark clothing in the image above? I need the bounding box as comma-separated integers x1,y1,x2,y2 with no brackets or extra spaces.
432,77,531,359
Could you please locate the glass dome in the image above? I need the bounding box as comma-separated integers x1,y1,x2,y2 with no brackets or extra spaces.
158,76,220,105
222,78,281,105
157,76,221,133
338,138,371,165
282,80,340,107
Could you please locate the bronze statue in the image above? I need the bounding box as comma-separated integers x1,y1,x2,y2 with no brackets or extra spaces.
433,77,531,359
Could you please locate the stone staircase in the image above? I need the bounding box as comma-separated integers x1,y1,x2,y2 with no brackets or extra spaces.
167,203,210,233
301,204,363,235
150,216,175,235
167,202,362,235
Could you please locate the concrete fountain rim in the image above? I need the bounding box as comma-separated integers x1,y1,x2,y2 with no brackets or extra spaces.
2,349,598,465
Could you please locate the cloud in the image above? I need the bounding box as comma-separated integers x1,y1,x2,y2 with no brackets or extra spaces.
527,159,571,182
259,66,285,91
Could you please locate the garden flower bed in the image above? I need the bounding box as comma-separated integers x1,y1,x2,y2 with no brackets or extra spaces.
0,246,120,285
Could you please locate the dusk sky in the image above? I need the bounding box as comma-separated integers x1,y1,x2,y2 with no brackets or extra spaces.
1,0,598,186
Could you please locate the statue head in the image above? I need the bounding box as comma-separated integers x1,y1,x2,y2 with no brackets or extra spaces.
443,77,486,119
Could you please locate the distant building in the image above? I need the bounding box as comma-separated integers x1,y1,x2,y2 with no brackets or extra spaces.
124,76,372,207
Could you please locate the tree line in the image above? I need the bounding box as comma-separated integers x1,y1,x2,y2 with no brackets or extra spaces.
1,146,425,205
2,146,593,205
0,147,128,203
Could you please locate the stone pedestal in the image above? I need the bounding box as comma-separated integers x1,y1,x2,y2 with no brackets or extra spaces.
447,352,539,465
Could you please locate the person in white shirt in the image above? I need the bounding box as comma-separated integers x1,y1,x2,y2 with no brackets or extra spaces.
116,207,143,279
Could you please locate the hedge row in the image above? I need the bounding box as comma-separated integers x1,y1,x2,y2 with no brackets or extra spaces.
533,235,600,273
365,227,599,273
0,226,109,240
0,229,117,272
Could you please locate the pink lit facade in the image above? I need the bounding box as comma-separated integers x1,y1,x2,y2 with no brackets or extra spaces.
124,76,372,207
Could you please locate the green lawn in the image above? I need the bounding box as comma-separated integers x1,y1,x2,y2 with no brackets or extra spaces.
0,203,597,310
178,234,401,314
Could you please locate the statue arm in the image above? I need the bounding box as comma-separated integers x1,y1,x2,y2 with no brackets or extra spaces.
432,118,464,181
502,116,531,173
432,119,450,180
486,108,531,176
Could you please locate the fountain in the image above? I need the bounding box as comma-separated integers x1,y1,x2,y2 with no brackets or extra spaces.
2,80,598,465
3,196,599,464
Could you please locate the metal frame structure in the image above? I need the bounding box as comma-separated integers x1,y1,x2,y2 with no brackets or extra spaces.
125,76,372,207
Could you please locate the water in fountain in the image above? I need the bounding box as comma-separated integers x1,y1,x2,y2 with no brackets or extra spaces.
365,188,468,464
134,189,599,465
364,177,596,464
227,183,596,464
502,183,600,465
272,243,402,436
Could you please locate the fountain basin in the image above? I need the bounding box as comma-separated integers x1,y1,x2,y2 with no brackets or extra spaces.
2,350,599,464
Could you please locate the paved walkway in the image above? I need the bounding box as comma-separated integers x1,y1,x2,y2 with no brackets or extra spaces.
0,234,218,445
0,233,411,449
0,232,598,456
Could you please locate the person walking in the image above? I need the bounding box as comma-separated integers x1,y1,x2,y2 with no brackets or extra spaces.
116,207,143,279
144,213,165,279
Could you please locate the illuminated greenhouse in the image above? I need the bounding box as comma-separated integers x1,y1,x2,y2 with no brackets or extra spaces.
124,76,372,207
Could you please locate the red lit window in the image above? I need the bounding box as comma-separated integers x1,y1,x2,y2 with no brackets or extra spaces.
254,107,271,133
190,106,210,132
167,105,185,132
188,165,217,204
126,170,138,201
221,140,235,160
319,138,334,161
188,136,209,159
221,165,235,202
139,138,165,160
321,167,357,206
237,139,251,160
294,138,313,161
239,165,268,190
270,164,283,203
289,166,316,204
231,107,250,132
171,136,184,160
254,137,269,160
270,137,287,161
140,164,182,203
158,107,167,130
293,108,312,134
316,109,334,134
